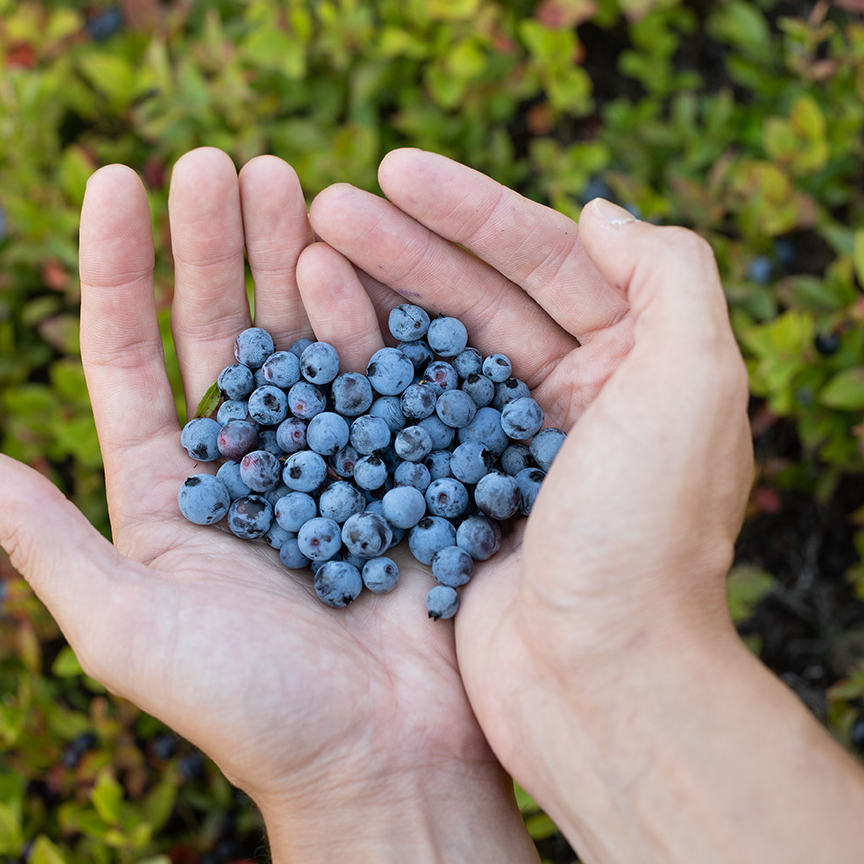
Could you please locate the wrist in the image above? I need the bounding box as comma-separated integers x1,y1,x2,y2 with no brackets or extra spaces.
255,754,541,864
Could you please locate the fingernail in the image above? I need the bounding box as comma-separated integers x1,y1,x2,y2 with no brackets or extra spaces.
591,198,637,227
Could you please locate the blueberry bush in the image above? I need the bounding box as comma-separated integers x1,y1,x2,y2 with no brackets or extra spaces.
1,1,864,862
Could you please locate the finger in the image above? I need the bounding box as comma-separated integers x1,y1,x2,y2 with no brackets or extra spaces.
354,268,405,340
578,199,736,356
239,156,314,346
295,243,385,372
309,185,576,387
377,148,628,339
0,455,144,682
79,164,181,523
169,148,249,417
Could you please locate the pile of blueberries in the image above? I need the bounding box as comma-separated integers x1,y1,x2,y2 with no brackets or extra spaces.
177,305,565,620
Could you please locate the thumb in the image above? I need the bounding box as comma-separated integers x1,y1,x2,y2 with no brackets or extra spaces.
579,198,735,358
0,454,137,678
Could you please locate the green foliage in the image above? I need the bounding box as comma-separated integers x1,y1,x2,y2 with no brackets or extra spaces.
2,0,864,860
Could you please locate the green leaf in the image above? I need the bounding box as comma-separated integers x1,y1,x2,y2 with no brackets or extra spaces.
51,645,84,677
144,776,177,833
91,770,123,825
0,803,23,856
854,229,864,289
525,811,558,839
194,381,221,419
29,835,67,864
821,368,864,411
78,52,135,106
727,565,775,623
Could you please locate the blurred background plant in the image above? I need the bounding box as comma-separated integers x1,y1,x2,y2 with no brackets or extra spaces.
1,1,864,862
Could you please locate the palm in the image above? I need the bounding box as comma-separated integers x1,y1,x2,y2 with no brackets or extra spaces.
310,150,751,792
1,148,498,810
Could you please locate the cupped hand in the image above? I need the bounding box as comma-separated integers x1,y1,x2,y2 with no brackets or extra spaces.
309,149,754,843
0,148,539,861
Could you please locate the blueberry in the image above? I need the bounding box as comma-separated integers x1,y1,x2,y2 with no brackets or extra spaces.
248,385,290,426
394,460,431,492
389,304,431,341
450,441,494,484
318,481,365,524
350,415,392,455
227,495,273,539
279,537,311,570
234,327,274,369
529,428,566,472
398,339,434,372
239,450,283,493
297,517,343,561
461,373,495,408
408,516,457,565
217,419,260,462
369,396,407,433
287,381,327,420
400,382,439,420
435,389,477,428
314,560,363,607
275,417,308,454
362,557,399,594
452,347,483,380
474,473,520,520
814,332,841,356
264,522,294,551
258,429,285,457
329,444,360,479
300,341,340,385
216,461,252,501
423,360,459,394
500,443,532,476
330,373,374,416
178,475,231,525
217,399,249,425
261,350,302,389
394,426,434,462
288,337,314,358
282,451,327,493
457,407,509,456
180,417,221,462
492,378,530,411
501,397,544,440
218,363,255,401
427,315,468,357
456,514,501,561
426,585,459,620
306,412,350,456
366,347,414,395
417,415,456,450
482,353,512,383
353,455,389,490
424,449,452,481
341,512,393,559
424,477,469,519
432,545,474,587
274,492,318,532
747,255,773,284
382,486,427,529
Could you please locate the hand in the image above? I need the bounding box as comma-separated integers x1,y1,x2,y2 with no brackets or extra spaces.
0,148,540,863
308,149,756,856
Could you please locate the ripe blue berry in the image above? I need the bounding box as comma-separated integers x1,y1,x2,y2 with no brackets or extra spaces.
227,495,274,539
300,341,340,385
426,585,459,620
362,557,399,594
426,315,468,357
314,560,363,607
432,545,474,587
178,474,230,525
181,417,221,462
234,327,274,368
389,304,431,341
